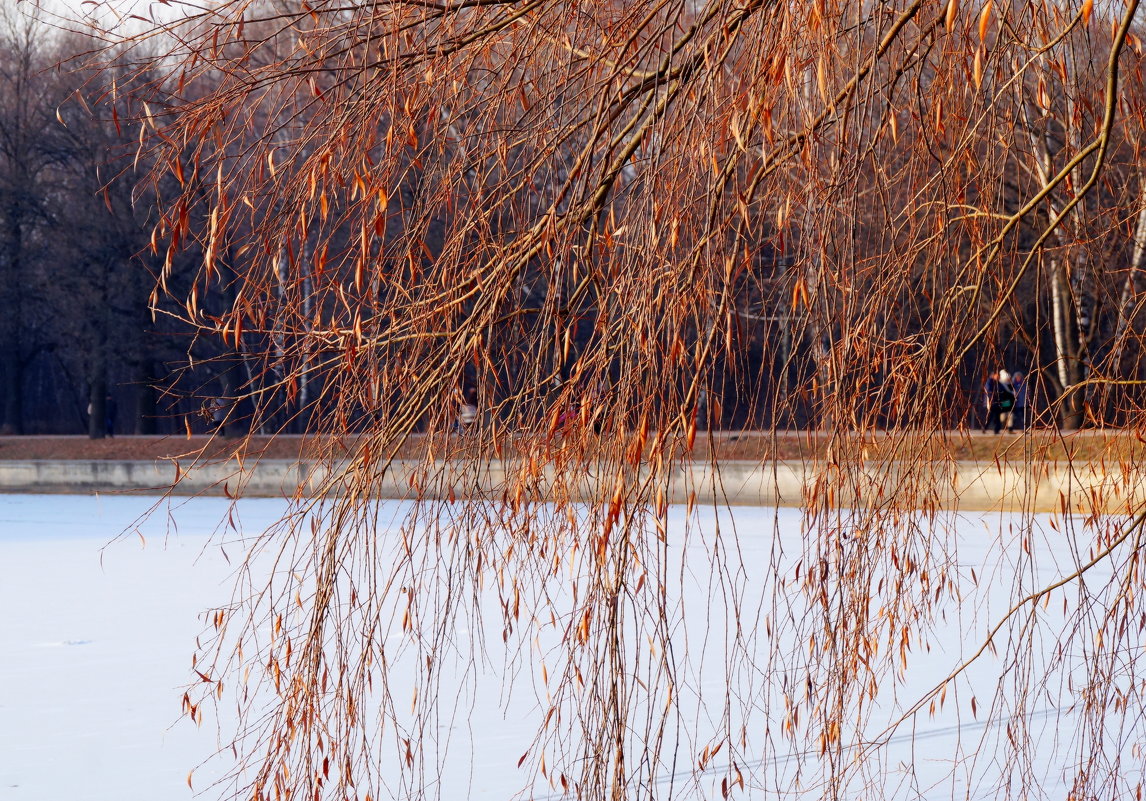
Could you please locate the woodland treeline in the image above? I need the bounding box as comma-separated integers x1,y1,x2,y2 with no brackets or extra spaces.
7,2,1146,436
0,6,172,436
1,3,325,437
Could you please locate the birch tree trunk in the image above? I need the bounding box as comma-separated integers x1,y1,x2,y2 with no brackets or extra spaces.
1114,192,1146,347
1049,254,1084,427
1021,89,1087,429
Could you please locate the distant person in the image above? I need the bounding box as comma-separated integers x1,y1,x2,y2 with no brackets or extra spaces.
1010,371,1028,430
985,373,1013,435
998,370,1016,431
999,371,1017,433
982,371,1000,433
87,394,118,437
456,387,478,433
209,397,227,432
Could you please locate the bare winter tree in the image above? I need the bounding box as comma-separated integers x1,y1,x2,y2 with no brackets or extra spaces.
0,4,203,435
0,2,69,433
74,0,1146,800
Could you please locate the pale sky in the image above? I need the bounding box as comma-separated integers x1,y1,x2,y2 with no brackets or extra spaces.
25,0,190,32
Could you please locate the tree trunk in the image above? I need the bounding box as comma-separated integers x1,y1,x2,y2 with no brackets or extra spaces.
1114,194,1146,348
88,260,112,439
0,349,22,434
0,209,24,434
1050,259,1084,429
134,357,158,435
87,372,107,439
1022,89,1090,432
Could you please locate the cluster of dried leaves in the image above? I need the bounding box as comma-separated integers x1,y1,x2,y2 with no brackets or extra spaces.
72,0,1146,798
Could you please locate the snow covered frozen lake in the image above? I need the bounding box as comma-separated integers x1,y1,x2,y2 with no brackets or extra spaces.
0,495,293,801
0,494,1142,800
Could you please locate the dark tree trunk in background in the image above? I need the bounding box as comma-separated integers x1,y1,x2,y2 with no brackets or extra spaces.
0,212,24,434
217,362,238,438
130,257,159,435
0,350,21,434
87,372,106,439
217,250,245,438
134,357,158,435
88,270,109,439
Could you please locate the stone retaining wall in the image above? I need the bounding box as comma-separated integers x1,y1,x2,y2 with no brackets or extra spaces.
0,458,1142,514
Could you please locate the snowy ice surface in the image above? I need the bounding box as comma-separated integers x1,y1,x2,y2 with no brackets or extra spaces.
0,494,291,801
0,495,1142,801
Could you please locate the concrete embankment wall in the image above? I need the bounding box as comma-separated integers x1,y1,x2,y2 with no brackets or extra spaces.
0,458,1142,514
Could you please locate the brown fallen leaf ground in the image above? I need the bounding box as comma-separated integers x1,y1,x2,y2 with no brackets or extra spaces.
0,429,1142,465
